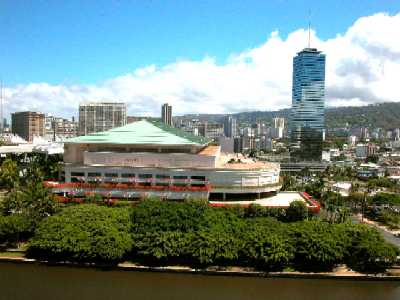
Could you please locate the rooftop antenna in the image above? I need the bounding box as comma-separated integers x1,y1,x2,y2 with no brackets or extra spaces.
307,10,311,48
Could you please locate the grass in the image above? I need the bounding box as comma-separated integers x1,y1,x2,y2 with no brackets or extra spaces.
0,251,25,258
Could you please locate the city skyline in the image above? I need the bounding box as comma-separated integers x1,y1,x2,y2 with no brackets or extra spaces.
1,2,399,119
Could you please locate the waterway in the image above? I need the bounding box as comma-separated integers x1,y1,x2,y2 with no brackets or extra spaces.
0,262,399,300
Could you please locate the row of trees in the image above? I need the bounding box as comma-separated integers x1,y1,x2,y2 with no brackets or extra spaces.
26,201,399,273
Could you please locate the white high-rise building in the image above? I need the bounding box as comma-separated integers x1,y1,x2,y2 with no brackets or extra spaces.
79,102,126,136
272,117,285,139
161,103,172,126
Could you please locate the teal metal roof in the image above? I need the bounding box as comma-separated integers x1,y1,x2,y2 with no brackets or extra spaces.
66,120,211,146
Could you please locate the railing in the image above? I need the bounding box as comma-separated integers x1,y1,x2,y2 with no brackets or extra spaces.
301,192,321,213
44,181,211,192
211,178,282,190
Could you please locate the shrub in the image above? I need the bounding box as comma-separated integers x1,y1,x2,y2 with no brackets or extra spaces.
286,200,308,222
0,214,35,246
27,205,132,264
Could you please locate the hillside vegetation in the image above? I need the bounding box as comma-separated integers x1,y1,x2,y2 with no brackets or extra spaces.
181,102,400,129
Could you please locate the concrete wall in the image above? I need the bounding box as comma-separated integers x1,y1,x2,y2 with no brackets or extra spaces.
83,151,217,168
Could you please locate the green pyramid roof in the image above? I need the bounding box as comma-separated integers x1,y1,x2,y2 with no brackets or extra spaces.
65,120,211,146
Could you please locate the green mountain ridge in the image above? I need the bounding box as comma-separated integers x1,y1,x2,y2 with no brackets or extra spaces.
181,102,400,130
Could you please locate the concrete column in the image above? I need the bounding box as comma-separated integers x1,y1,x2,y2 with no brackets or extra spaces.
223,193,226,201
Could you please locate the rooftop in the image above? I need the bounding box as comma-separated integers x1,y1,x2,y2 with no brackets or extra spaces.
65,120,211,146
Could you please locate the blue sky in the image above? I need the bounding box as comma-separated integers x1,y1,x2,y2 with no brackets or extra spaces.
1,0,399,86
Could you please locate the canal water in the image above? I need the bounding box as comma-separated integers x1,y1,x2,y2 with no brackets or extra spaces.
0,262,399,300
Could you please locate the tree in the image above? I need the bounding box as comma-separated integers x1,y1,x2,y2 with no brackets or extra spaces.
344,224,399,273
28,205,132,264
289,221,349,272
0,215,34,246
1,177,56,222
0,159,19,192
286,200,308,222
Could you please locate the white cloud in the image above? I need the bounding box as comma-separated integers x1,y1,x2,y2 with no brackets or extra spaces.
4,12,400,118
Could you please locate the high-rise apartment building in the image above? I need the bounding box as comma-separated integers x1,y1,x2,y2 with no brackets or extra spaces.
290,48,326,161
272,117,285,139
11,111,45,142
161,103,172,126
78,102,126,136
273,117,285,129
223,115,237,138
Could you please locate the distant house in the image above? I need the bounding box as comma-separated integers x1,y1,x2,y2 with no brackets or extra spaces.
357,163,385,179
332,181,352,197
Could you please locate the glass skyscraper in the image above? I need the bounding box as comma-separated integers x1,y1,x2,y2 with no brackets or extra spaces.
290,48,326,161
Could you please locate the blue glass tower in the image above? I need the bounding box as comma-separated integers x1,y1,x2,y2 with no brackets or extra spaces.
290,48,326,161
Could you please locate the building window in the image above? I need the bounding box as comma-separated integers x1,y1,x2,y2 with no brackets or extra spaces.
191,176,206,182
88,172,101,177
105,173,118,177
121,173,135,178
173,175,187,187
71,172,85,177
191,175,206,187
138,174,152,179
138,174,152,186
155,174,170,186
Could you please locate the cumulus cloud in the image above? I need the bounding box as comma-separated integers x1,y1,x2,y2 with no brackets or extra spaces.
4,12,400,118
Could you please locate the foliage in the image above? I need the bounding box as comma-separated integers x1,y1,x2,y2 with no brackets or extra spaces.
0,159,19,191
365,155,379,164
344,224,399,273
286,200,308,222
289,221,350,271
240,218,294,270
20,199,399,273
365,207,400,229
27,205,132,264
1,177,57,222
0,214,35,246
370,193,400,206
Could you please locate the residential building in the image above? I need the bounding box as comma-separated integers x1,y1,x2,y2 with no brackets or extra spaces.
45,115,77,141
78,102,126,136
355,143,377,159
11,111,45,142
161,103,172,126
197,122,224,139
273,117,285,129
271,117,285,139
357,163,384,179
290,48,326,161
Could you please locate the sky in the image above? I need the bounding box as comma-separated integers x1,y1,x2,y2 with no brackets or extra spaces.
1,0,400,118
